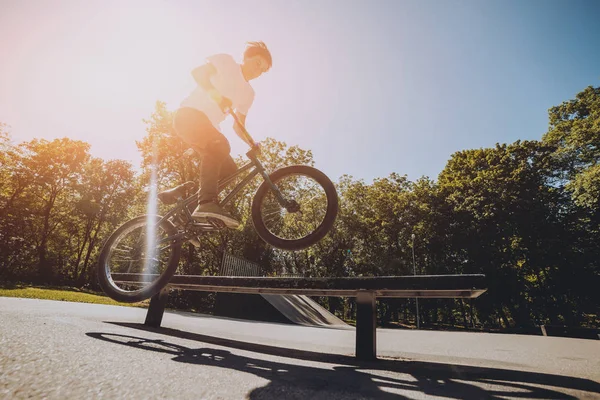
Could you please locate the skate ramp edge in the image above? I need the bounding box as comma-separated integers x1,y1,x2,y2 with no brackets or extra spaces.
261,294,351,329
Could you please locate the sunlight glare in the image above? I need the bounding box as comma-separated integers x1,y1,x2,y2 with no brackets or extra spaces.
143,140,159,284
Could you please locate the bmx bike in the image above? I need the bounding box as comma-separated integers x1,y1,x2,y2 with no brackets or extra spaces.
97,111,338,303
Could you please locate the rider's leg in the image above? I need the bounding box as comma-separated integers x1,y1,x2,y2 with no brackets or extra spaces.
197,137,230,204
183,154,237,216
172,108,240,228
219,154,238,182
194,138,240,228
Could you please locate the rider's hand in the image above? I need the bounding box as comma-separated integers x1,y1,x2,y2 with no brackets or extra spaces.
208,89,232,112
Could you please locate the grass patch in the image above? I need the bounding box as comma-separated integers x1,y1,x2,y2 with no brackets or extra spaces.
0,285,148,308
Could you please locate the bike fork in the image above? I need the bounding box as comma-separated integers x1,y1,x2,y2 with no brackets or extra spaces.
259,170,289,208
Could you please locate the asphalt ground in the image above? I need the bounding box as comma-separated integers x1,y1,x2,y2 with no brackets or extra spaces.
1,297,599,399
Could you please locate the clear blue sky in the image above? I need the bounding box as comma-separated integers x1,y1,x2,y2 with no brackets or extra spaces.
1,0,598,183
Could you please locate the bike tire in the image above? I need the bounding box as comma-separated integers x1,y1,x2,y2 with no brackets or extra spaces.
97,215,182,303
251,165,338,250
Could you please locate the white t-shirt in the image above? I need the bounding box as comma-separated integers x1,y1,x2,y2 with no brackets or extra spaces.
180,54,255,131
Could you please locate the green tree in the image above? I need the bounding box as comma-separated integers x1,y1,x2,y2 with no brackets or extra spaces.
71,158,137,286
437,140,585,327
0,125,35,277
18,138,91,281
542,86,600,326
544,86,600,209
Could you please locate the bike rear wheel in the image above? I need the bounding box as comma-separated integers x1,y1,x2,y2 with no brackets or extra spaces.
97,215,182,303
251,165,338,250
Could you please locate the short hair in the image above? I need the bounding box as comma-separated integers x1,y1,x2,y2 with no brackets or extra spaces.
244,41,272,69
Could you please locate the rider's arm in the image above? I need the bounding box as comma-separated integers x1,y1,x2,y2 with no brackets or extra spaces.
233,112,254,147
233,88,255,147
191,63,222,102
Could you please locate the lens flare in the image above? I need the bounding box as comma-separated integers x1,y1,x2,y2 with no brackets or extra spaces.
143,140,159,284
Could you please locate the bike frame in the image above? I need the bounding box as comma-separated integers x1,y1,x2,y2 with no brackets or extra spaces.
155,110,288,243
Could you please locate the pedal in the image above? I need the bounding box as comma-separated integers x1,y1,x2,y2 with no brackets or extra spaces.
191,217,225,231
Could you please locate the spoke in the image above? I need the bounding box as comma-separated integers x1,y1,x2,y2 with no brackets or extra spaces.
265,214,283,225
156,235,175,245
261,205,282,214
113,257,162,263
113,258,142,263
262,209,283,218
301,194,321,205
114,247,133,253
134,230,144,247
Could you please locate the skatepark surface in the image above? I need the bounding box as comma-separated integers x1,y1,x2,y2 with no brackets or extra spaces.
1,297,599,399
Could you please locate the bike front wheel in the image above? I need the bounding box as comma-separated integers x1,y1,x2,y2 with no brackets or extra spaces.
97,215,182,303
251,165,338,251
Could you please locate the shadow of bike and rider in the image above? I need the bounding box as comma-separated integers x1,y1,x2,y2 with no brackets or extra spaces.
86,323,600,399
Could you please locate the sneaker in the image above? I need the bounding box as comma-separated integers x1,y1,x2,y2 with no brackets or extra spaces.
192,202,240,229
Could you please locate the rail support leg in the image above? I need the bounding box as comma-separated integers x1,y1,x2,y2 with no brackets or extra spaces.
356,291,377,361
144,288,169,328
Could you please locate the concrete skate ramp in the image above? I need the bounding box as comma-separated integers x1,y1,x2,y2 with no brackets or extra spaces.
217,253,349,328
261,294,350,328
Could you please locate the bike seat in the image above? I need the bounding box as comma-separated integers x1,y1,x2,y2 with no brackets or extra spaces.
157,181,198,205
